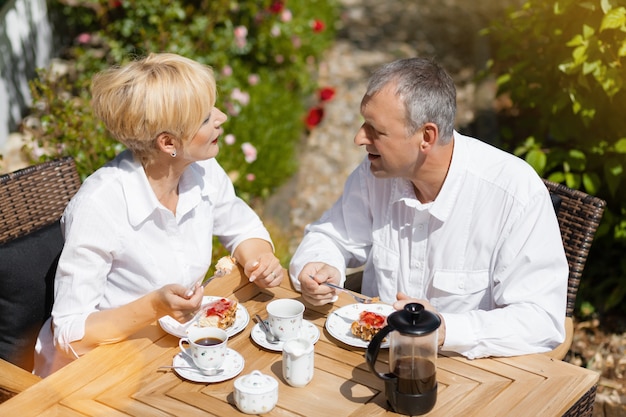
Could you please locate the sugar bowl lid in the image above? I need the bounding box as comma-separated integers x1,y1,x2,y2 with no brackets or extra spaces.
234,370,278,394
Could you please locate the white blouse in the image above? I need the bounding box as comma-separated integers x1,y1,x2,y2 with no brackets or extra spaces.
35,151,271,375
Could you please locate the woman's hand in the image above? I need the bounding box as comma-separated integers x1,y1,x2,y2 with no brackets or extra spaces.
245,252,283,288
154,284,204,323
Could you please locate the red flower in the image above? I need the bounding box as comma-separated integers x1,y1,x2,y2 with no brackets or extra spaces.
311,19,325,33
269,1,284,13
319,87,335,102
305,107,324,129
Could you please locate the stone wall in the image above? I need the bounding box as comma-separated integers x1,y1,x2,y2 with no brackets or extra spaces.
0,0,57,153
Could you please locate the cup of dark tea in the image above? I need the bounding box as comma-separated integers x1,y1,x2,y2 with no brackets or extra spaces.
179,327,228,371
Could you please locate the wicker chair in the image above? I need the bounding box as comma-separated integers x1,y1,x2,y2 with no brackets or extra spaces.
542,178,606,361
0,157,81,401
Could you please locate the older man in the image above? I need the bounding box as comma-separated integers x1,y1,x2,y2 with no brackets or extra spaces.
289,57,568,359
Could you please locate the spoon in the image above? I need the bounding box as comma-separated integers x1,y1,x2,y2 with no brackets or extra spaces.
255,314,280,344
159,366,224,376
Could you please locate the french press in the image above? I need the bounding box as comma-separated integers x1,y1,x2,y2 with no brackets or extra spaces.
366,303,441,416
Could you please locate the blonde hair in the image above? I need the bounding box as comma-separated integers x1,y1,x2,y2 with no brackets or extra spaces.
91,53,217,164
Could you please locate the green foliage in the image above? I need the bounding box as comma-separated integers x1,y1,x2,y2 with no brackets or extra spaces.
485,0,626,315
24,71,122,180
23,0,338,200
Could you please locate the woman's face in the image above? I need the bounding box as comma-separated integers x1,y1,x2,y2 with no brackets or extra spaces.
184,107,228,162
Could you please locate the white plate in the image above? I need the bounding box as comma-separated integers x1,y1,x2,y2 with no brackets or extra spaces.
250,319,320,352
159,296,249,338
171,349,244,383
325,303,394,348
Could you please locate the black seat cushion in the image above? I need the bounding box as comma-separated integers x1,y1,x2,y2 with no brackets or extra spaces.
551,193,562,215
0,221,62,371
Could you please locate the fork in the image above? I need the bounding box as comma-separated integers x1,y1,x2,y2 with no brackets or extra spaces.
185,270,227,297
308,275,378,304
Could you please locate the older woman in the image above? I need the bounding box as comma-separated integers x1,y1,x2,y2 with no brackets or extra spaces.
34,53,283,377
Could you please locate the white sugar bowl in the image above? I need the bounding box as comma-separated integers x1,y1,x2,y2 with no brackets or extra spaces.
233,370,278,414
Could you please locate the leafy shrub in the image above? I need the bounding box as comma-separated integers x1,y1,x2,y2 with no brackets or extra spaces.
484,0,626,315
24,0,338,198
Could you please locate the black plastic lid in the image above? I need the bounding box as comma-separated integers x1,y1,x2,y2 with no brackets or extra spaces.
387,303,441,335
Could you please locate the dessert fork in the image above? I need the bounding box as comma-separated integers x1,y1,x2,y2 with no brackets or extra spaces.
185,270,227,297
308,275,378,304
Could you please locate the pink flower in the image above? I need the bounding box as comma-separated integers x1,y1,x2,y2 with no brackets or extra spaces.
234,25,248,39
291,36,302,48
248,74,260,85
305,107,324,129
281,9,292,22
234,25,248,48
224,134,236,145
76,33,92,44
231,88,250,106
225,102,239,116
311,19,325,33
271,24,281,37
246,173,256,181
222,66,233,77
241,142,257,163
275,55,284,64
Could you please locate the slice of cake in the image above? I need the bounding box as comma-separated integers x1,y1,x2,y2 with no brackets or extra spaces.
351,310,387,341
198,298,238,329
215,256,236,275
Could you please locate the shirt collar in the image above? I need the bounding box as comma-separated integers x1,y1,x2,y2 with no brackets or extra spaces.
120,151,210,226
391,131,467,222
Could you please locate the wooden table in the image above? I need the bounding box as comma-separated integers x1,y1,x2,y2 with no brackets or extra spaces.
0,268,599,416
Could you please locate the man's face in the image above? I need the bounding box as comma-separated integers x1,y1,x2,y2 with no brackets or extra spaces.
354,83,422,180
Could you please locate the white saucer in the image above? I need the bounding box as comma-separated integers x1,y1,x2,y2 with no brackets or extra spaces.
159,296,249,338
250,319,320,352
171,349,244,383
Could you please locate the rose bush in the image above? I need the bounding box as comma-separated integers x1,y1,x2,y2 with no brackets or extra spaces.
22,0,338,205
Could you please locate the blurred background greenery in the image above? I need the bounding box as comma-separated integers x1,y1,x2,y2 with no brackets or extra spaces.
484,0,626,319
6,0,626,320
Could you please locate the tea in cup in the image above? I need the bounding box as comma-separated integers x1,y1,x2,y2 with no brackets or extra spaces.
179,327,228,371
266,299,304,341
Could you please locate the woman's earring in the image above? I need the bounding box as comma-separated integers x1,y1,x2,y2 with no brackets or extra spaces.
171,150,177,157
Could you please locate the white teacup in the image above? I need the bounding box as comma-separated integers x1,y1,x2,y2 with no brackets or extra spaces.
179,327,228,371
282,338,314,387
266,299,304,341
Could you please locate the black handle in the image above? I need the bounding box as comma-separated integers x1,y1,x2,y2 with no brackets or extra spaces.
365,325,395,381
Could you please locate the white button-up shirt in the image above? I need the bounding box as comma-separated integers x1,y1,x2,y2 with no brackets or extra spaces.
37,150,271,372
289,132,568,358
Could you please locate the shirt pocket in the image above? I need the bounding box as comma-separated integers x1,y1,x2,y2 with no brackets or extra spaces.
371,243,399,281
430,270,491,312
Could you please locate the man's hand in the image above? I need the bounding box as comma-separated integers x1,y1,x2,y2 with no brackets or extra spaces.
394,292,446,348
298,262,341,306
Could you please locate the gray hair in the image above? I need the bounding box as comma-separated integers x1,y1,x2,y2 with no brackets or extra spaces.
365,58,456,144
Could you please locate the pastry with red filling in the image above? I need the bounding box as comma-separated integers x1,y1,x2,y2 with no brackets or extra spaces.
198,298,238,329
351,310,387,341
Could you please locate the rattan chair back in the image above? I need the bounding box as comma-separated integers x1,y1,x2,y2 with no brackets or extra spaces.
0,157,81,244
543,179,606,318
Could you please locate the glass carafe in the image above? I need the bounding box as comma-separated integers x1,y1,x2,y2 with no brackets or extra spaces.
366,303,440,415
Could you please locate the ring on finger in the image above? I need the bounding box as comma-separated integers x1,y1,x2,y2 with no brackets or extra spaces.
271,271,276,278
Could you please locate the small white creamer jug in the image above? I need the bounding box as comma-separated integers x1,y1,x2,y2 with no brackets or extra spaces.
282,338,314,387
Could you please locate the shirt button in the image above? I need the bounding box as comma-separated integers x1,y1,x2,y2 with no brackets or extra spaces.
417,224,425,231
458,281,465,289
